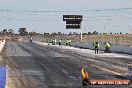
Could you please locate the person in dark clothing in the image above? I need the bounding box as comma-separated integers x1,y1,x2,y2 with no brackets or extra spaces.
66,39,69,46
59,39,62,47
68,39,71,46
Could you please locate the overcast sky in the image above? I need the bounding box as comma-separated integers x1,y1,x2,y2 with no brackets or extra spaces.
0,0,132,33
1,0,132,10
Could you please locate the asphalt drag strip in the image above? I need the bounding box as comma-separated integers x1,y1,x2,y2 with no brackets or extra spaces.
3,42,131,88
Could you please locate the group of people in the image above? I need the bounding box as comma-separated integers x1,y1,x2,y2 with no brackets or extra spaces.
51,38,111,54
52,38,72,47
93,42,111,54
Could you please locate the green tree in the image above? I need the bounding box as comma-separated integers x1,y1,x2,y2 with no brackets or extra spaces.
2,29,7,35
8,29,14,35
18,28,28,36
51,32,57,36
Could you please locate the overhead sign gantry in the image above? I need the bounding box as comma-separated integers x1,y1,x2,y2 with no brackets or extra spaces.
63,15,83,29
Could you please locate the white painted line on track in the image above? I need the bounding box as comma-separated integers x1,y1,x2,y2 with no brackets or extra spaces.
92,65,122,75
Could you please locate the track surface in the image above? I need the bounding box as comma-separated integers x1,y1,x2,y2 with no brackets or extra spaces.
3,41,131,88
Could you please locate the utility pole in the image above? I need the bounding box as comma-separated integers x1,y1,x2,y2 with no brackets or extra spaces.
81,32,82,41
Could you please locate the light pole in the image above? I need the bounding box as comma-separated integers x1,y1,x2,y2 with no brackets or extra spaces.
80,26,85,42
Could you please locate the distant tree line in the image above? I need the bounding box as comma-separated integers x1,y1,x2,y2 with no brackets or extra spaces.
43,31,128,37
0,29,14,35
0,28,37,36
0,28,128,37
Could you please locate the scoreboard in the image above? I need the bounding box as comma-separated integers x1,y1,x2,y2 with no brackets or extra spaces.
63,15,83,29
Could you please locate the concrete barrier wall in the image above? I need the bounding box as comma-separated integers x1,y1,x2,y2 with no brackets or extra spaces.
110,45,132,54
69,42,132,54
47,38,132,54
0,40,6,53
